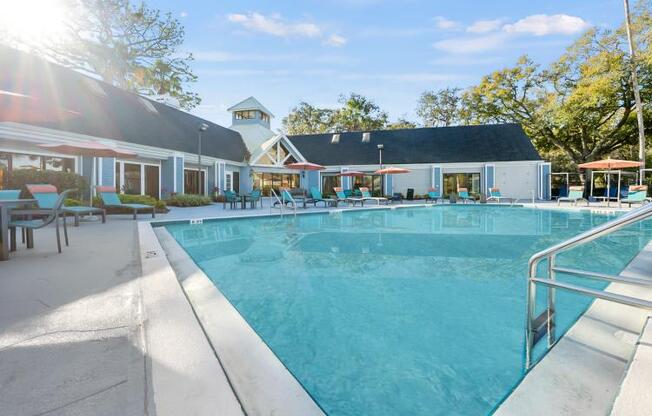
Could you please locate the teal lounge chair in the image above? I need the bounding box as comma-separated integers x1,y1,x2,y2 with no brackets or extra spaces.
619,185,649,208
224,190,239,209
281,188,298,208
557,186,588,206
360,187,388,205
97,186,155,219
310,187,336,207
0,190,21,200
245,189,262,209
487,187,511,204
26,184,106,226
426,187,442,204
334,187,363,206
9,189,72,254
457,188,475,204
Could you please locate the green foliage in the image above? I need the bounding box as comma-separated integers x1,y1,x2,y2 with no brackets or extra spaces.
386,117,417,130
119,193,167,210
416,87,467,127
6,0,200,110
8,169,87,199
282,102,334,135
165,193,212,207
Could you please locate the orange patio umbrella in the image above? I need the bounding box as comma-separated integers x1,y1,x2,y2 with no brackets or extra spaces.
285,161,326,171
578,158,642,170
375,167,411,174
338,170,365,176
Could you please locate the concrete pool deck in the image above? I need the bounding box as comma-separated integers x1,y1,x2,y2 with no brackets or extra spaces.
0,199,649,415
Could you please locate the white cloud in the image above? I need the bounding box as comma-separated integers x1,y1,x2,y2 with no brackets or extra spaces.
467,19,503,34
324,34,347,47
434,16,458,30
433,33,510,54
179,11,188,18
503,14,590,36
227,13,321,38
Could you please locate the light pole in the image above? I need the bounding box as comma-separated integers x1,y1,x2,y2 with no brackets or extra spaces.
198,123,209,193
377,144,384,194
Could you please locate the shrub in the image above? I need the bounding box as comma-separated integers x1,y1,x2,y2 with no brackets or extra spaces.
166,193,212,207
8,170,87,199
119,193,167,210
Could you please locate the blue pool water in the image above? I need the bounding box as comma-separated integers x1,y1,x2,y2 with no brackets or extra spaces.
165,206,652,415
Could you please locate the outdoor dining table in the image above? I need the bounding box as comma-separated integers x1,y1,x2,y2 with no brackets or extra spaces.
0,199,36,261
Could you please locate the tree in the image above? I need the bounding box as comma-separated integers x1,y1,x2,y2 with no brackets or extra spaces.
4,0,200,109
416,87,466,127
386,117,417,130
282,102,334,135
332,93,388,132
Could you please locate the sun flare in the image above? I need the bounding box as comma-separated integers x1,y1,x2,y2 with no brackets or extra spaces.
0,0,68,43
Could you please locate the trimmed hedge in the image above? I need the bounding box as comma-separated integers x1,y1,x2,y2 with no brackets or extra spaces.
166,194,212,207
9,170,86,199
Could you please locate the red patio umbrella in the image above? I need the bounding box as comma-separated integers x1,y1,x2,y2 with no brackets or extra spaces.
338,170,365,177
285,161,326,171
374,167,411,174
0,90,81,123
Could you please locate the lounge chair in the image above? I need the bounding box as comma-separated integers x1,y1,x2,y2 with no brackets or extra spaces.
457,188,475,204
245,189,262,209
0,190,21,200
310,187,336,207
9,189,72,253
280,188,298,208
426,187,442,204
557,186,588,206
223,190,239,209
26,184,106,226
334,187,364,206
391,193,403,203
619,185,649,208
487,187,511,204
360,187,388,205
96,186,155,219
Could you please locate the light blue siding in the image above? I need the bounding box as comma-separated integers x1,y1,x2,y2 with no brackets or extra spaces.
484,165,495,194
240,166,252,193
161,157,175,198
384,174,393,195
101,157,115,186
307,170,320,190
175,157,184,194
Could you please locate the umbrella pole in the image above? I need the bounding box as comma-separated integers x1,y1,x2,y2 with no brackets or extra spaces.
91,156,95,208
607,171,611,207
617,171,621,205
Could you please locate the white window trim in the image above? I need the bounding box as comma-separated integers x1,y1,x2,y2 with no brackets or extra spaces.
225,171,234,192
115,160,161,197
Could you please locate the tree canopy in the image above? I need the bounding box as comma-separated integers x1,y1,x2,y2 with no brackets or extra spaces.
416,88,467,127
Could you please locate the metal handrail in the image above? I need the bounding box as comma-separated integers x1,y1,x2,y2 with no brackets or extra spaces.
270,188,284,216
525,202,652,369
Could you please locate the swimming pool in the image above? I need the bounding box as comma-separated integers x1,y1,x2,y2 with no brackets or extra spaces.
164,206,652,415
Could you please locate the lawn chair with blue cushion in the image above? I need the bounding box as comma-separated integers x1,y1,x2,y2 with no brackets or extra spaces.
280,188,298,208
26,184,106,226
457,187,475,204
0,190,21,200
334,187,363,206
97,186,155,219
245,189,262,209
9,189,72,254
223,190,239,209
360,187,388,205
310,187,336,207
619,185,649,208
557,186,588,206
426,187,442,204
487,187,512,204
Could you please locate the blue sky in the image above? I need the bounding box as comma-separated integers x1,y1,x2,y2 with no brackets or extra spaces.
148,0,627,129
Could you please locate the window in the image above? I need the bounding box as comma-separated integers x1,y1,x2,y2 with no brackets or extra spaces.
361,132,371,143
331,134,340,144
0,153,75,189
0,154,9,189
260,112,270,123
233,172,240,193
138,97,159,114
43,157,74,172
353,174,382,195
144,165,159,199
225,172,233,192
12,154,41,171
123,163,142,194
252,172,300,196
234,110,257,120
321,174,341,195
443,173,481,198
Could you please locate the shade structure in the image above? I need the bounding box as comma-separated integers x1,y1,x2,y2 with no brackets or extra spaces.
339,170,365,177
37,142,137,207
578,158,642,170
375,166,411,175
0,91,80,123
285,161,326,171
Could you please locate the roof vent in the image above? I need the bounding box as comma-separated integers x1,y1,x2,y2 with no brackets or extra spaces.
331,134,340,144
138,97,159,114
361,132,371,143
83,78,107,97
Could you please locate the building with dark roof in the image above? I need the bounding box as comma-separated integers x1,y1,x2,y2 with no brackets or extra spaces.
1,45,551,200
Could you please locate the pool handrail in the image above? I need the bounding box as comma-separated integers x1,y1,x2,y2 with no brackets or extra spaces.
525,202,652,370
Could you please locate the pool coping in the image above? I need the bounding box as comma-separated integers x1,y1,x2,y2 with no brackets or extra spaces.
140,204,649,415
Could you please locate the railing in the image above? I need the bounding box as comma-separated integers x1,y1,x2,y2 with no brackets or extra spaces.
525,202,652,369
269,188,296,217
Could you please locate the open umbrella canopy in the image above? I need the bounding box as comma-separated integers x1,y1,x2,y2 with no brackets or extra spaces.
339,170,365,177
578,158,642,170
0,90,81,123
375,166,411,174
38,142,136,158
285,161,326,171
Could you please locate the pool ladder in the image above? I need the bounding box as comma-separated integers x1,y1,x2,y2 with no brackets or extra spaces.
269,189,296,217
525,202,652,370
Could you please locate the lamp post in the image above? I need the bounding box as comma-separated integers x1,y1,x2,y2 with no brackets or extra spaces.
377,144,384,194
198,123,209,193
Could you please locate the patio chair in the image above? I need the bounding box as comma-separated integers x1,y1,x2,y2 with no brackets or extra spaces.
487,187,511,204
457,188,475,204
360,187,388,205
619,185,649,208
391,193,403,203
280,189,298,208
557,186,589,206
26,184,106,226
96,186,155,219
244,189,262,209
9,189,72,254
309,187,336,207
0,190,21,200
425,187,442,204
224,190,239,209
333,187,364,206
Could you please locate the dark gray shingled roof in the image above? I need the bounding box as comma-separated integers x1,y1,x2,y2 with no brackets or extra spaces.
0,45,247,162
287,124,541,166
